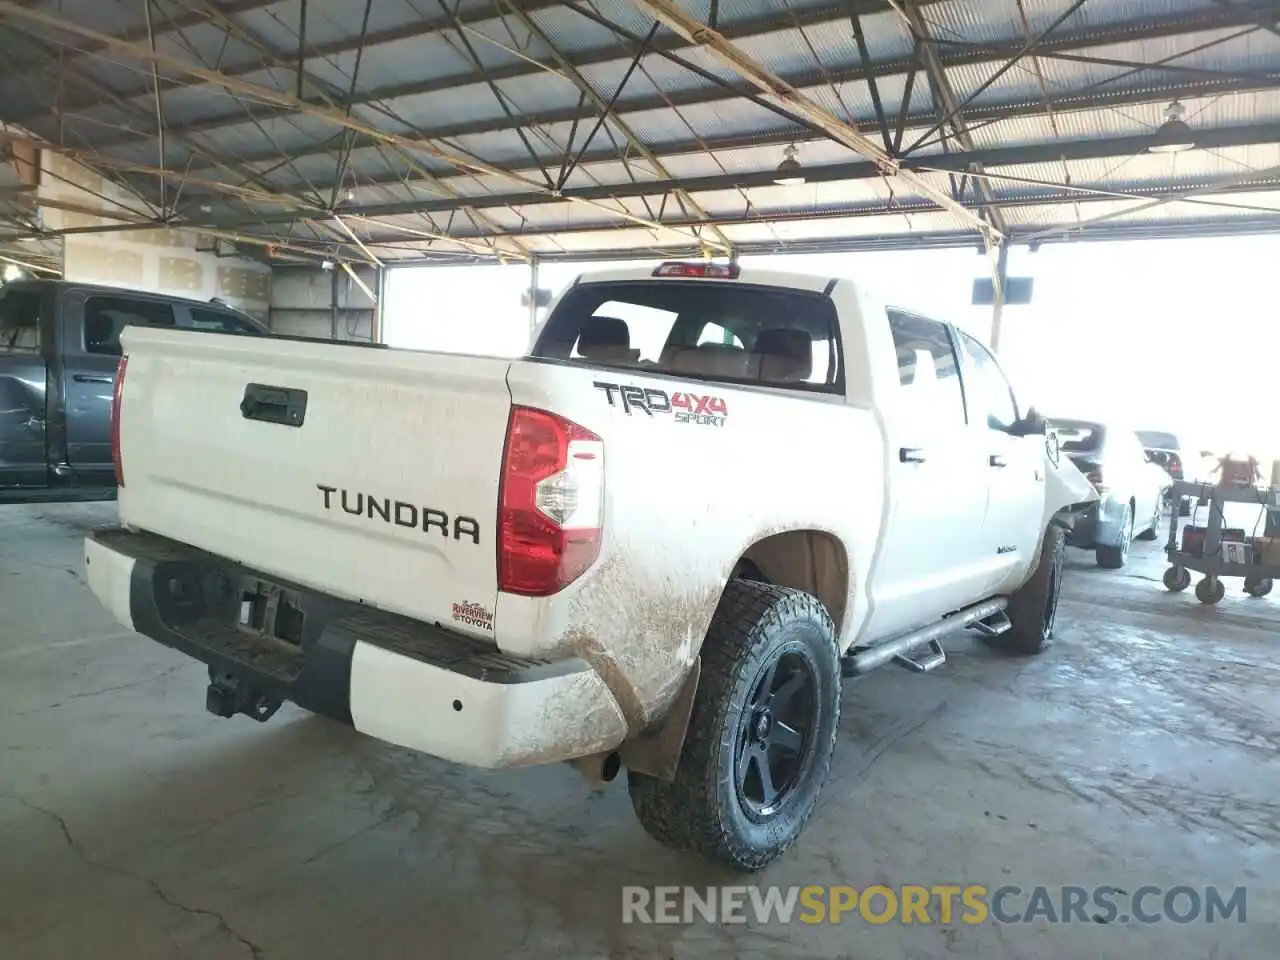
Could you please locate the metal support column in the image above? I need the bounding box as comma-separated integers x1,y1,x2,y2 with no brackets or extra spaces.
373,264,387,344
528,256,540,338
330,263,340,341
990,242,1009,353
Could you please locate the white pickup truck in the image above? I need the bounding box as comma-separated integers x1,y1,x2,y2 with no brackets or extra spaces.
84,261,1093,871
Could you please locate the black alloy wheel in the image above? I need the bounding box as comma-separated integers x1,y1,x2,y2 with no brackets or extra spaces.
735,650,818,820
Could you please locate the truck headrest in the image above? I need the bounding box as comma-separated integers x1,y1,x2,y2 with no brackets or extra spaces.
578,316,630,352
756,328,812,382
577,316,639,365
669,343,751,378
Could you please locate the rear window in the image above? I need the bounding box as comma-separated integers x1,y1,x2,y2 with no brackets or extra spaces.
1051,419,1106,455
1137,431,1179,451
0,288,41,352
532,280,841,393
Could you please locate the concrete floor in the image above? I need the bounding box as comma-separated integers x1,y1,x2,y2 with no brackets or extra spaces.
1,502,1277,959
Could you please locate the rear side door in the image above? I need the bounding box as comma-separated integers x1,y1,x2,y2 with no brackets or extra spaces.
955,330,1044,592
0,286,50,487
867,310,989,639
62,290,175,477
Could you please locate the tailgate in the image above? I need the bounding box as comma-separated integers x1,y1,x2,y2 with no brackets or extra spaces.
115,326,512,634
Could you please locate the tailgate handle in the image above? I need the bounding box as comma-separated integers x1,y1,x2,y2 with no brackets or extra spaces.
240,383,307,427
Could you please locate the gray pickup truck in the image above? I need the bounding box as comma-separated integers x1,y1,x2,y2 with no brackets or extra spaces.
0,279,265,502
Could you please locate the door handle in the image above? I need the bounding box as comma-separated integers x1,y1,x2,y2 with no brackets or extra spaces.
989,454,1008,468
73,374,112,384
899,447,927,463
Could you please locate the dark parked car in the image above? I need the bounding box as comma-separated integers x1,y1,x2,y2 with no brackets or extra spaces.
0,279,266,503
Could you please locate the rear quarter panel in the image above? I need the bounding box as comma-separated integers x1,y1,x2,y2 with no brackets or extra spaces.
497,357,885,732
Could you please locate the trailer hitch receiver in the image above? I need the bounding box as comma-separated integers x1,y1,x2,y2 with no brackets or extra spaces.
206,670,282,722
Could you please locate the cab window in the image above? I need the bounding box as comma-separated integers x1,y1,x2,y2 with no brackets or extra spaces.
538,281,842,393
0,288,41,352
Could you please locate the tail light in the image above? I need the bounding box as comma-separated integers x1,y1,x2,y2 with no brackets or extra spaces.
110,355,128,487
1086,469,1105,491
498,406,604,596
1168,453,1183,477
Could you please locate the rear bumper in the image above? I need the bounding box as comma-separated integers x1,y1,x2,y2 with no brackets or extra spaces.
84,529,627,768
1065,494,1129,549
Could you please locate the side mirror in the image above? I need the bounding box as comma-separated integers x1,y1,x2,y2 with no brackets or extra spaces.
1010,407,1047,437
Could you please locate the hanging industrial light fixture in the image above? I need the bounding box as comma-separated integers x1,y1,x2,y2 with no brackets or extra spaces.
1148,101,1196,154
773,143,805,186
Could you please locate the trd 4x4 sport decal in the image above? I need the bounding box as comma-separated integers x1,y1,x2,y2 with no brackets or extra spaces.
593,381,728,427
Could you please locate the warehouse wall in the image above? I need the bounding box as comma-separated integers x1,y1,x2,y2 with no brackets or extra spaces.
38,153,271,318
268,265,376,341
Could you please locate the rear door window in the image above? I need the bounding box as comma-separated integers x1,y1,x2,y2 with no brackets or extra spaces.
84,296,175,355
0,288,41,352
886,309,966,426
534,280,841,393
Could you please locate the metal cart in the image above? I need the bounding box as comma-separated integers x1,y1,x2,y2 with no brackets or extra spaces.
1163,479,1280,604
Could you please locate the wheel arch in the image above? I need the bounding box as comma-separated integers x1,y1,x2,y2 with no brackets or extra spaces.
619,529,850,784
731,528,851,635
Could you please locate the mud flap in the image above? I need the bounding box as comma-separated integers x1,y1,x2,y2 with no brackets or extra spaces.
617,659,700,781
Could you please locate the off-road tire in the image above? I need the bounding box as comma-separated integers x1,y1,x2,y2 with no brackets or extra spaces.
988,526,1065,656
627,580,841,872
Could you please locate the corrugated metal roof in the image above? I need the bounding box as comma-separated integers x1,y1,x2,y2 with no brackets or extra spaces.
0,0,1275,268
